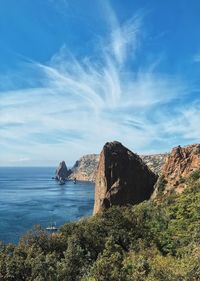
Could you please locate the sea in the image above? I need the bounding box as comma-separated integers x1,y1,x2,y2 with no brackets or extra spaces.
0,167,95,244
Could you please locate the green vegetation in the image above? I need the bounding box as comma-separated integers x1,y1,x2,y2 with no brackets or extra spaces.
154,174,167,196
0,171,200,280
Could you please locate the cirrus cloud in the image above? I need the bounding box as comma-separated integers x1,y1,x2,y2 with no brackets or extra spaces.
0,5,199,166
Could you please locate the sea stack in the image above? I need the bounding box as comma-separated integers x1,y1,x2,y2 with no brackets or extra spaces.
93,141,158,214
55,161,69,180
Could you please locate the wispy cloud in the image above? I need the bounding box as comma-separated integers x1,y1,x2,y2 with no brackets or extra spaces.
163,102,200,141
103,3,141,65
9,157,31,163
193,53,200,62
0,5,198,166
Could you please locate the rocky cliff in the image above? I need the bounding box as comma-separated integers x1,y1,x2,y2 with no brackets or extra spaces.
140,154,167,174
68,154,99,181
55,161,69,180
154,144,200,196
68,153,166,182
93,141,158,214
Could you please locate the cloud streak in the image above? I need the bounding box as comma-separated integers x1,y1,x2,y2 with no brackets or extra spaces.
0,5,198,166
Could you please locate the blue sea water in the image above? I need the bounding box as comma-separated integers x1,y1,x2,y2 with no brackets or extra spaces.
0,167,95,244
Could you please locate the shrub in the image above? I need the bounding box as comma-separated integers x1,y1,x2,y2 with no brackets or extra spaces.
0,173,199,280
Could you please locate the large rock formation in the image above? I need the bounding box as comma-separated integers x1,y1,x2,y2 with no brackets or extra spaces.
68,154,99,182
158,144,200,194
93,141,158,214
55,161,69,180
67,153,166,182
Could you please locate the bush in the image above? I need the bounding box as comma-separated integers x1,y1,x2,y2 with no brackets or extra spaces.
0,172,199,280
155,175,167,196
188,169,200,182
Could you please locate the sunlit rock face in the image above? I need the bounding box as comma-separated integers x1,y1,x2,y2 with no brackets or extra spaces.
68,154,99,182
55,161,69,180
140,154,167,175
158,144,200,194
93,141,158,214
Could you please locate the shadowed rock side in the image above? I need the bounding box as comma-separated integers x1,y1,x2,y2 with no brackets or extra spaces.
68,153,166,182
93,141,158,214
55,161,69,180
68,154,99,182
156,144,200,195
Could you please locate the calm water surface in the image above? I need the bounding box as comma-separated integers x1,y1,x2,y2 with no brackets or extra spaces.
0,167,94,244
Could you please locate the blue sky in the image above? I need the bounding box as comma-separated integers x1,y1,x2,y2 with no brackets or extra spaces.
0,0,200,166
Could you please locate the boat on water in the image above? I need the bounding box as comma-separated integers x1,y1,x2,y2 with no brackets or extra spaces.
46,225,58,231
46,222,58,232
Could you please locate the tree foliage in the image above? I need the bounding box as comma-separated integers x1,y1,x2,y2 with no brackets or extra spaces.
0,170,199,280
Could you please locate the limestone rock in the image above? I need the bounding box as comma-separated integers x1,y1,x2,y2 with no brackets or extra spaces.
93,141,158,214
140,154,167,175
55,161,69,180
68,154,99,182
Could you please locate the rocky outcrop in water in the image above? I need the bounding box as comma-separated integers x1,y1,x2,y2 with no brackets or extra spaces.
55,161,69,180
68,154,99,182
93,141,158,214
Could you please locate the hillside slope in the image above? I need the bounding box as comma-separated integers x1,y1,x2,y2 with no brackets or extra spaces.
0,169,199,280
68,154,99,181
153,144,200,198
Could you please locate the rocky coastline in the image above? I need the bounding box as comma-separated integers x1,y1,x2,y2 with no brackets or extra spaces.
57,151,166,183
55,141,200,213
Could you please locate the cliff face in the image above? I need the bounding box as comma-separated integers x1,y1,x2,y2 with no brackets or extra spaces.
55,161,69,180
140,154,167,175
159,144,200,194
93,141,158,214
68,153,166,182
68,154,99,182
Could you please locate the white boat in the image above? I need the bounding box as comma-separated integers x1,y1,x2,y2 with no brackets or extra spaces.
46,226,58,231
46,222,58,232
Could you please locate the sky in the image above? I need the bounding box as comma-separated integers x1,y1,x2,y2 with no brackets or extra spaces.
0,0,200,166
